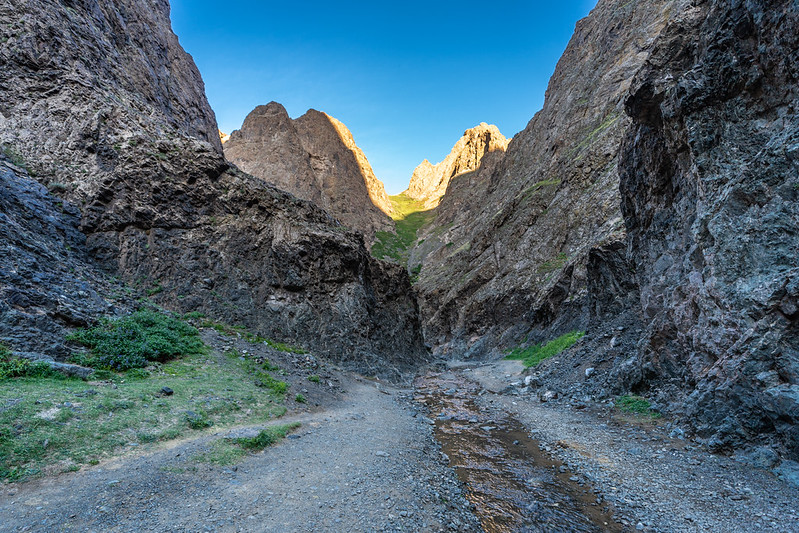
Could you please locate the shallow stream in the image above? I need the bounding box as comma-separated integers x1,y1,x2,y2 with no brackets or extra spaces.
414,371,624,533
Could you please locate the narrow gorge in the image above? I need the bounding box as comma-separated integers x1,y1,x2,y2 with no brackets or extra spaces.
0,0,797,531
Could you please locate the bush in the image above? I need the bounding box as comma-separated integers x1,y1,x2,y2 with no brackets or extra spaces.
504,330,585,368
0,348,62,381
67,310,205,371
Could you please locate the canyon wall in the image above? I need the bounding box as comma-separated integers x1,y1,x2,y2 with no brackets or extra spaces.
617,0,799,455
411,0,677,357
0,0,427,378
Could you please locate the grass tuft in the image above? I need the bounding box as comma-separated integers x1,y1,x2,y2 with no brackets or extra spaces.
234,423,301,451
505,330,585,368
615,395,661,418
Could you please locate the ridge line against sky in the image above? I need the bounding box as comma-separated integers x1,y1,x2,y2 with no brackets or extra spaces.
170,1,599,194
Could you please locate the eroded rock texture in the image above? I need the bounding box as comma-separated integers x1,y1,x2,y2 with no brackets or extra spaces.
619,0,799,455
0,0,427,377
224,103,394,242
411,0,676,358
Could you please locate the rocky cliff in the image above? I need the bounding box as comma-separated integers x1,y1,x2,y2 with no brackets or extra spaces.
410,0,799,460
616,0,799,456
404,123,509,209
224,104,394,242
410,0,676,357
0,0,427,378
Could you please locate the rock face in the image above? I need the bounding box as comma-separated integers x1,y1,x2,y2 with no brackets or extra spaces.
404,123,508,209
617,0,799,456
224,104,394,242
410,0,676,357
0,0,427,378
411,0,799,459
0,156,125,360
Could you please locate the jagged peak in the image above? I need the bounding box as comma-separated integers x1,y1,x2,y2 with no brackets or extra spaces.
404,123,508,207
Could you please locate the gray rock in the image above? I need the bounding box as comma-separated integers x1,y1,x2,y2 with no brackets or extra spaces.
774,460,799,489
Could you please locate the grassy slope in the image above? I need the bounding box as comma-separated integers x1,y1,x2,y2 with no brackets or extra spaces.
371,194,434,266
0,341,288,482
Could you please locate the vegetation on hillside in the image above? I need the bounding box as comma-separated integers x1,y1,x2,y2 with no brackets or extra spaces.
504,330,585,367
372,194,434,266
67,310,206,371
615,395,662,418
0,347,289,482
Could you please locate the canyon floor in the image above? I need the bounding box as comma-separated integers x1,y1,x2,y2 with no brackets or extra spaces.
2,345,799,533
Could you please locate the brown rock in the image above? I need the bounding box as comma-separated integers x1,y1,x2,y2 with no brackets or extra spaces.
404,123,509,209
0,0,427,379
224,104,394,242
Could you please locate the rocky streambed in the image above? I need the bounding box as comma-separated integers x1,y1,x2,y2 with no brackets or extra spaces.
415,360,799,533
415,371,622,532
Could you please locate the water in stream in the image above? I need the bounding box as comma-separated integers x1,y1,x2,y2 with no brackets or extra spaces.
415,371,624,533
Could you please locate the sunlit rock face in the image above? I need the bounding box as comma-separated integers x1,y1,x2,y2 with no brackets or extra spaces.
219,130,230,144
224,103,394,243
411,0,799,458
404,123,509,210
0,0,428,378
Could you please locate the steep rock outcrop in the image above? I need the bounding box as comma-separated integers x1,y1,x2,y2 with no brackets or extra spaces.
411,0,676,357
0,156,126,359
405,123,508,209
0,0,427,378
618,0,799,455
224,104,394,242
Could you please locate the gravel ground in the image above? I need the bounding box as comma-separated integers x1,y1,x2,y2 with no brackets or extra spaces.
463,359,799,533
0,372,480,532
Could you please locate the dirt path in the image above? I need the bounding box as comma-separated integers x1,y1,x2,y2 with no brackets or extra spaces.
0,375,480,532
460,359,799,533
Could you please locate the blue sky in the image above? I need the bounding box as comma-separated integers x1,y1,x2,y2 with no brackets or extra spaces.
171,1,598,194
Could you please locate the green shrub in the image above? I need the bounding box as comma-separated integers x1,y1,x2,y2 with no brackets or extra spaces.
0,358,60,381
505,330,585,368
67,310,205,371
0,347,63,381
255,373,288,396
308,375,321,383
295,394,307,404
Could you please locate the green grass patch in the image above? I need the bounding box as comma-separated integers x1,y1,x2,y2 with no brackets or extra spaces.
615,395,661,418
0,349,287,482
233,423,301,451
505,330,585,368
372,194,435,266
308,375,321,383
520,178,562,202
537,252,569,275
294,394,307,404
67,310,206,371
